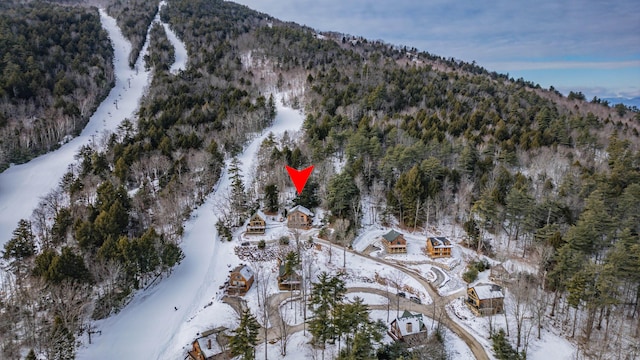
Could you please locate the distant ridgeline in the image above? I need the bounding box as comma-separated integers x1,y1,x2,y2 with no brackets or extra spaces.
0,1,114,172
1,0,639,358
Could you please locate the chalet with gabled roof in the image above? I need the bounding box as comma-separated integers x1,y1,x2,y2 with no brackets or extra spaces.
389,310,428,346
227,264,254,295
489,263,511,284
246,211,267,234
277,262,301,291
287,205,314,229
466,283,504,316
382,230,407,254
187,327,228,360
426,236,452,258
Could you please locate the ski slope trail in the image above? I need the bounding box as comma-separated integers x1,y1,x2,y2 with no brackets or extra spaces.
77,97,305,360
159,0,188,74
0,9,152,248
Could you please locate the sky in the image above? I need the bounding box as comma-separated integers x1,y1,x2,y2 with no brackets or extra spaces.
230,0,640,100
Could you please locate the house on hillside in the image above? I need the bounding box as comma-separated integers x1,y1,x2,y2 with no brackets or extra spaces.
425,236,452,258
489,263,512,284
466,284,504,316
227,264,254,295
246,211,267,234
287,205,314,229
277,261,301,291
389,310,428,346
187,327,228,360
381,230,407,254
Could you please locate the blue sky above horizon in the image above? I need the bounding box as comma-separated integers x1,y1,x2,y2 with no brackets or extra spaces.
231,0,640,99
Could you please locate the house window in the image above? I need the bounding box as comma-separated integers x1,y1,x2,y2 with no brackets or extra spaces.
406,322,412,333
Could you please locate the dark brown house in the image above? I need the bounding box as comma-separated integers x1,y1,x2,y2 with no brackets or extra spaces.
382,230,407,254
246,211,266,234
466,284,504,316
287,205,314,229
277,262,301,291
188,328,228,360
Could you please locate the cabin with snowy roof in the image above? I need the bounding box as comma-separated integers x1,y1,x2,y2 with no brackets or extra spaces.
246,211,267,234
425,236,452,258
227,264,254,295
382,230,407,254
389,310,428,346
466,284,504,316
187,327,228,360
287,205,314,229
277,261,301,291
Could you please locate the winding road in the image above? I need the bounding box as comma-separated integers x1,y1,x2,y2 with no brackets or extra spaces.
223,238,489,360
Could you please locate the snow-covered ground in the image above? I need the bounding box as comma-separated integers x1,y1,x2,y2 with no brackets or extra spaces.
447,296,576,360
77,95,306,360
159,0,188,74
0,9,152,249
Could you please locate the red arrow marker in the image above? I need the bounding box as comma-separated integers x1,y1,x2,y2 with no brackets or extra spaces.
285,165,314,195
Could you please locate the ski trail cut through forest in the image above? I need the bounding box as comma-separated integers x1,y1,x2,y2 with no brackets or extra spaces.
76,95,306,360
159,0,188,74
0,9,153,249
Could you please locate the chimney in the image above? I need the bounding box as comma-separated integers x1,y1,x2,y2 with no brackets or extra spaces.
207,338,211,349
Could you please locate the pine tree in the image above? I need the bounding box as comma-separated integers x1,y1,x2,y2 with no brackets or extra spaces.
2,219,36,260
48,316,75,360
229,309,260,360
229,156,248,224
264,183,279,213
25,349,36,360
491,328,523,359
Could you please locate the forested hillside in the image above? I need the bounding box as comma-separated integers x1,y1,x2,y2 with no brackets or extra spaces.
0,1,113,171
105,0,159,68
1,0,638,358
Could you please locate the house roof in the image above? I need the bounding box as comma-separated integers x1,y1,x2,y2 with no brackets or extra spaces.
392,310,427,336
289,205,314,217
428,236,452,248
472,284,504,300
250,211,266,222
383,230,403,242
195,335,222,358
278,264,300,279
232,264,253,280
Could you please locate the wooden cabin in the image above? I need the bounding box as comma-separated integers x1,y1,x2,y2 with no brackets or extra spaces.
466,284,504,316
389,310,428,346
187,327,228,360
246,211,267,234
227,264,254,295
489,263,511,284
287,205,314,229
277,262,301,291
425,236,452,258
382,230,407,254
